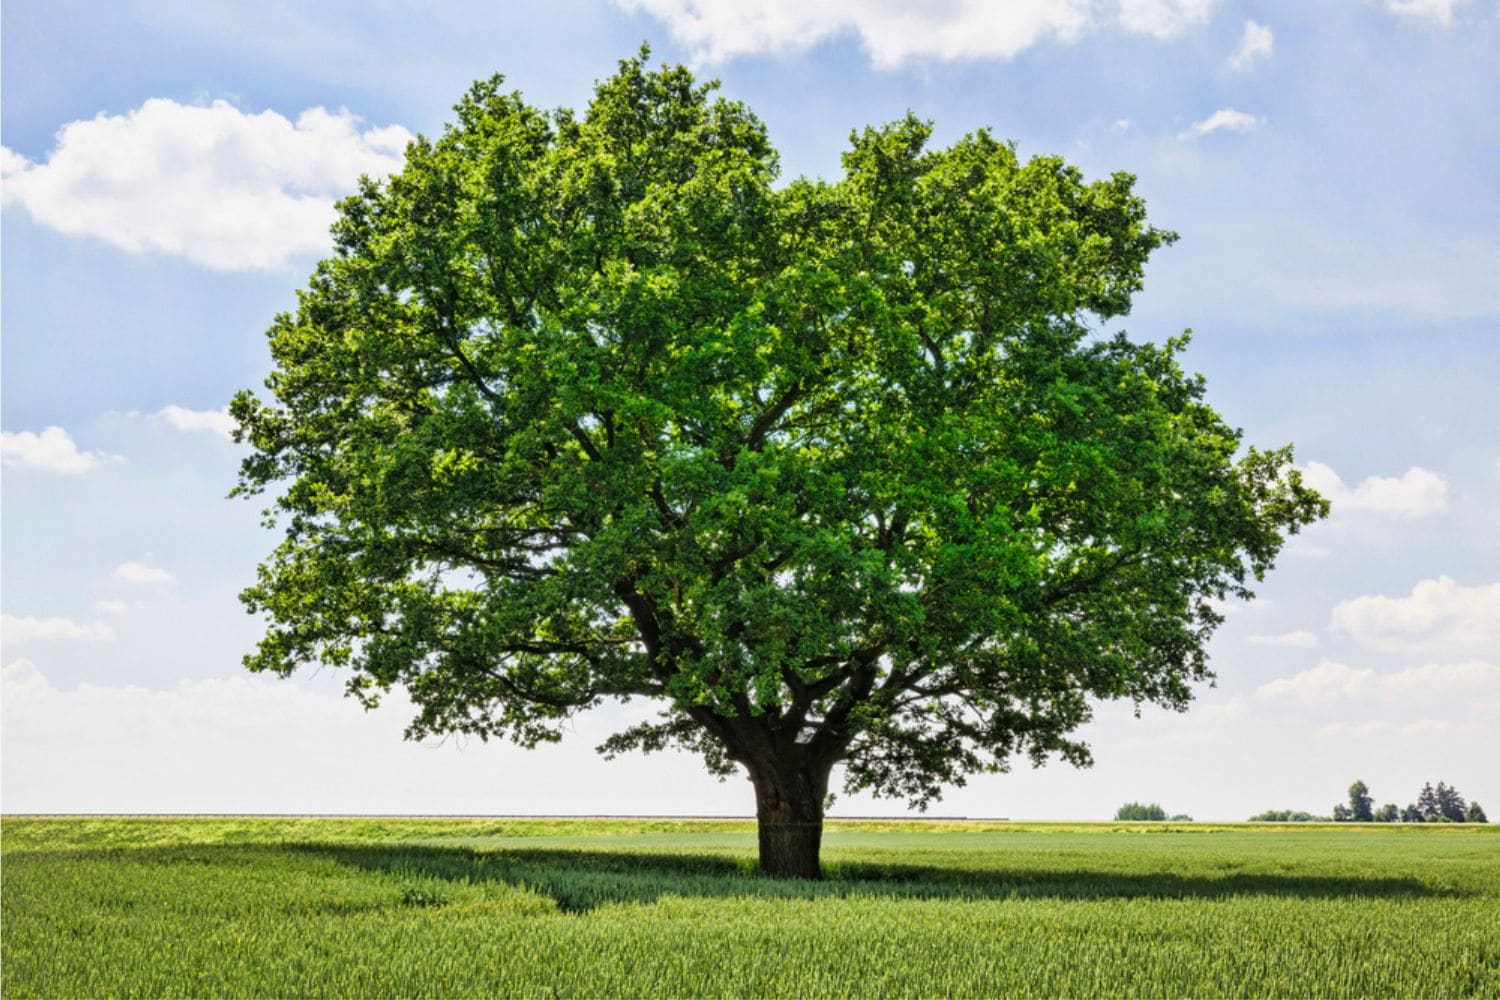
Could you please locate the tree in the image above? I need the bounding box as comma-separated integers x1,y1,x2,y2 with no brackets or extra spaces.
1435,782,1467,822
1332,804,1352,822
1115,802,1168,821
230,51,1328,878
1400,803,1424,823
1375,803,1398,823
1467,802,1488,823
1417,782,1438,820
1347,780,1374,822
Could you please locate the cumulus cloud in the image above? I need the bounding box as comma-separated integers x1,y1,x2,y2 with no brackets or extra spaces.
1228,20,1273,70
1,99,410,270
113,561,175,586
1383,0,1467,25
154,405,237,438
1330,577,1500,656
1179,108,1263,139
1254,659,1500,716
1247,629,1319,649
1298,461,1449,518
0,614,115,644
0,426,117,474
616,0,1218,67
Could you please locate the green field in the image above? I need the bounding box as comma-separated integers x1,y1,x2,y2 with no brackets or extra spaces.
3,817,1498,997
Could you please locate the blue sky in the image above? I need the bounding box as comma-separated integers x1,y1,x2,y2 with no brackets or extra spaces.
3,0,1497,820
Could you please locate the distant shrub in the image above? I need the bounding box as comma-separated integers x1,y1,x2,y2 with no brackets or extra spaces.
1248,810,1327,822
1114,802,1167,821
1169,814,1193,822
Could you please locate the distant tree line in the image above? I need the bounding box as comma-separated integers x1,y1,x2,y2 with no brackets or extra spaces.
1250,780,1487,823
1114,802,1192,822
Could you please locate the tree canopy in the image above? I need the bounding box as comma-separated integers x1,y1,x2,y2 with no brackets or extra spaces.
232,51,1327,877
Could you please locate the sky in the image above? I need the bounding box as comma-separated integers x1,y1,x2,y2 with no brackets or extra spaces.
2,0,1497,821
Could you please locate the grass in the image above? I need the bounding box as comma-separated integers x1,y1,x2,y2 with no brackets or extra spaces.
3,817,1498,997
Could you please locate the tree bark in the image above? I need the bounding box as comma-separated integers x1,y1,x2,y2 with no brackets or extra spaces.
748,753,831,879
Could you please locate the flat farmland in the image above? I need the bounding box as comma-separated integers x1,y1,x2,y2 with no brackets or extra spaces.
2,817,1497,997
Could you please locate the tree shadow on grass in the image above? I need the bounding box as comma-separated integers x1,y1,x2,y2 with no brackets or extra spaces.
286,842,1453,914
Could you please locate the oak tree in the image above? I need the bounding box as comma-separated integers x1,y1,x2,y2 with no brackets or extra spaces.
232,52,1327,877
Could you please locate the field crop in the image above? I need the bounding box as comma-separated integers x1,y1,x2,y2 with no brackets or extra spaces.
3,816,1498,997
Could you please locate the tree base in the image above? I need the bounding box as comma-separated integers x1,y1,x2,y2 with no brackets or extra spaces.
751,758,830,879
757,819,824,879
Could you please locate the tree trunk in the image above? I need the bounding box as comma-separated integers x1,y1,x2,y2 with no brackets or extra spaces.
748,754,831,879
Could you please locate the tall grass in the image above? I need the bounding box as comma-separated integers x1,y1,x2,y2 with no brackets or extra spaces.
4,817,1497,997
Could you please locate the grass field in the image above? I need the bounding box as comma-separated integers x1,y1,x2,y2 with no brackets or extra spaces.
3,817,1498,997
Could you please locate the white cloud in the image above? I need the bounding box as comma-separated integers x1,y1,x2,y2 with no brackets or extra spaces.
0,614,115,644
1,659,50,697
0,426,116,474
1,99,410,270
1179,108,1263,139
1228,20,1273,71
1383,0,1467,25
1116,0,1217,38
1256,658,1500,709
154,405,237,438
616,0,1217,68
113,562,175,586
0,661,751,815
95,600,133,615
1331,577,1500,656
1247,629,1319,649
1298,461,1449,518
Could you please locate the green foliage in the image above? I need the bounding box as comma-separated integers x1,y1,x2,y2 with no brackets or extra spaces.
1376,803,1400,823
1401,804,1425,824
231,49,1327,813
1417,783,1439,819
1115,802,1168,821
1347,780,1374,822
1436,783,1468,823
1468,802,1488,824
1248,810,1328,823
5,817,1499,998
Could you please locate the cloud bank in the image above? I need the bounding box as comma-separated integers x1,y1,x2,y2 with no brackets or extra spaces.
0,615,116,645
617,0,1218,67
1331,577,1500,656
